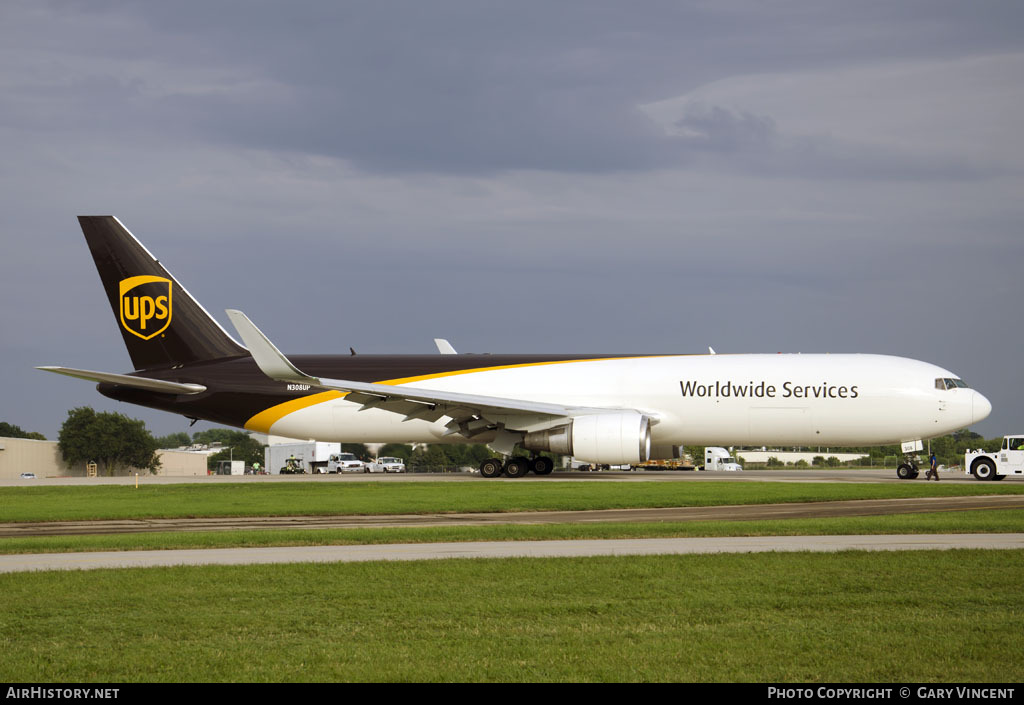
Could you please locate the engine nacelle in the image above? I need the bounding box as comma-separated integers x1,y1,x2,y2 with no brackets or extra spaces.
522,412,651,465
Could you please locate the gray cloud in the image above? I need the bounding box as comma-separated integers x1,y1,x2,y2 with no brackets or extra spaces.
6,1,1023,175
0,0,1022,440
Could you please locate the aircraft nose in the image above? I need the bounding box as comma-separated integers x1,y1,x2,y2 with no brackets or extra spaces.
973,391,992,424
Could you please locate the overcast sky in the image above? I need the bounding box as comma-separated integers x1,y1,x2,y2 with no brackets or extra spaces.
1,0,1021,442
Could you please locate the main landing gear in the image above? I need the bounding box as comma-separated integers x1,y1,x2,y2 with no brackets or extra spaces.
478,455,555,478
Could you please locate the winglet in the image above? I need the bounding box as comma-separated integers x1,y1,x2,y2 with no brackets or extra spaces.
434,338,457,355
225,309,318,384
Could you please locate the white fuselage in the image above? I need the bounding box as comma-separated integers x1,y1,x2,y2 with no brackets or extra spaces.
259,353,990,448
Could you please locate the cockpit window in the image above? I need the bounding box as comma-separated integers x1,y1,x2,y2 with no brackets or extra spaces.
935,378,969,390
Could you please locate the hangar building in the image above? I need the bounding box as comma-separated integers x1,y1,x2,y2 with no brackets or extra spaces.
0,436,207,480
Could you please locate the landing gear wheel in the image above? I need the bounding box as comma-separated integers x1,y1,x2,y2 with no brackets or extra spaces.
504,457,530,478
896,464,918,480
531,457,555,475
972,459,997,481
479,458,503,478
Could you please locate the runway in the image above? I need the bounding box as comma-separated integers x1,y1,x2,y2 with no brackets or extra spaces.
3,471,1021,574
1,534,1021,573
6,468,1017,486
2,494,1022,537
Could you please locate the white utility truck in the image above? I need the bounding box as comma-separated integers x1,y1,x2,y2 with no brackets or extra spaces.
327,452,367,473
366,456,406,473
964,435,1024,481
703,447,743,472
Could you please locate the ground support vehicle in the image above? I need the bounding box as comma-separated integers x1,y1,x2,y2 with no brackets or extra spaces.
965,436,1024,481
636,459,694,471
328,453,366,473
367,456,406,473
279,457,305,474
702,447,742,472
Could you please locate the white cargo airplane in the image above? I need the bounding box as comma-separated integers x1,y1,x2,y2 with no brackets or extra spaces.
40,216,992,478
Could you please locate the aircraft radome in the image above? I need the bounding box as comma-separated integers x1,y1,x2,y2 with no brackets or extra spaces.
39,216,992,478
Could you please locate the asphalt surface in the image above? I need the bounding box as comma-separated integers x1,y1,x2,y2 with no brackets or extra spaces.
6,468,1020,486
2,534,1022,573
2,494,1023,537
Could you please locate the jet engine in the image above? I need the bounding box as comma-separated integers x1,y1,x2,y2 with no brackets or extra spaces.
522,412,651,465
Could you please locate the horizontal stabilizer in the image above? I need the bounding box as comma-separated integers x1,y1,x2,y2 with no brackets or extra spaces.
37,366,207,395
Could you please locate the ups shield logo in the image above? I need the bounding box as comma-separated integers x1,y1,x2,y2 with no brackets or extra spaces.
119,276,172,340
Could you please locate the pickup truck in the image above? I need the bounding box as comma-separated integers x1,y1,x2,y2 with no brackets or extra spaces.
366,456,406,473
327,453,366,473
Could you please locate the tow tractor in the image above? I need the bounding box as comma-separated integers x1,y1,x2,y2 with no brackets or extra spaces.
964,436,1024,481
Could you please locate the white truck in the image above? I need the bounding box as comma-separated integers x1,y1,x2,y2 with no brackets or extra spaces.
327,452,367,473
266,442,342,475
366,456,406,473
703,447,743,472
964,435,1024,481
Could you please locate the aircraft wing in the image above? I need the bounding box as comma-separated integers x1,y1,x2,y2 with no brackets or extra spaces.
225,309,636,430
37,366,207,395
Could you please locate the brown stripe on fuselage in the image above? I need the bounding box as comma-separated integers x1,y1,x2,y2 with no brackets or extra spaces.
98,353,670,432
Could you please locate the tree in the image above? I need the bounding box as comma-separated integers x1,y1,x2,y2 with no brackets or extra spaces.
407,443,500,471
408,445,452,471
0,422,46,440
192,428,242,446
341,443,370,460
155,431,192,449
58,407,161,476
378,443,414,461
683,446,705,467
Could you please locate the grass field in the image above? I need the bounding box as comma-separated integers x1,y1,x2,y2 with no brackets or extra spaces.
4,480,1021,683
0,509,1021,555
0,550,1020,682
3,481,1023,522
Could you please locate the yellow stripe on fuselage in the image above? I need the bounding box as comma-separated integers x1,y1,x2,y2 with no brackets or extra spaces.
245,391,345,434
243,355,672,434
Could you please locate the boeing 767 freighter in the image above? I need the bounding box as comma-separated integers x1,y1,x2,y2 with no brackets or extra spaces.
39,216,991,478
